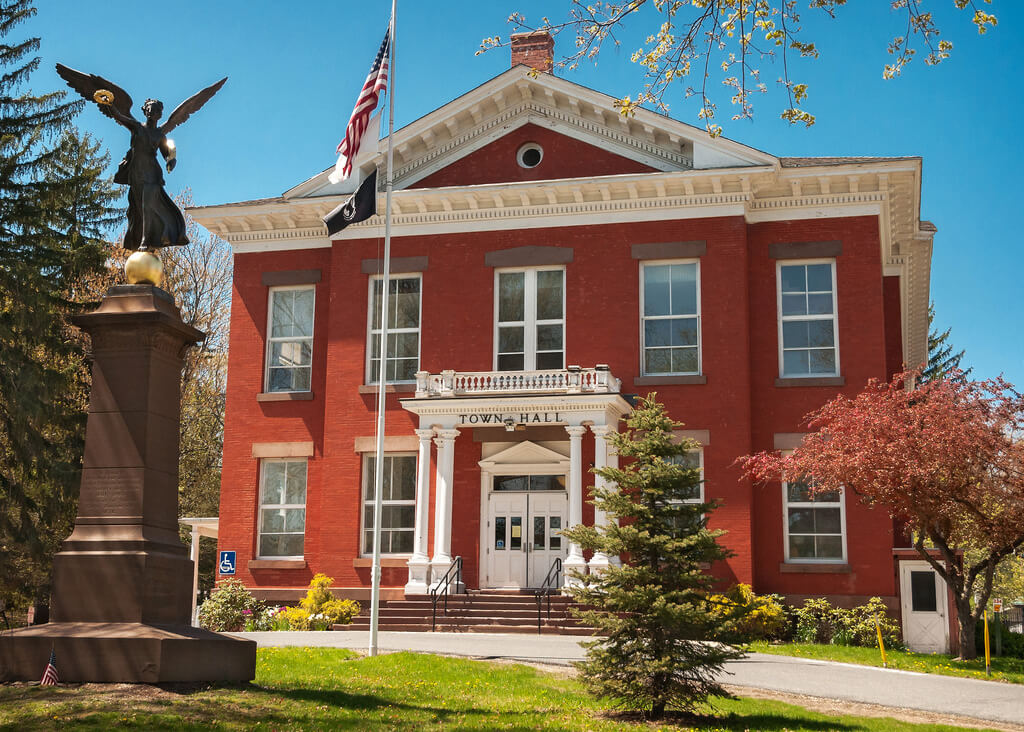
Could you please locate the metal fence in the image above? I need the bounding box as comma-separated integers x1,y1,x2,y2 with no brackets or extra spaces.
1001,605,1023,634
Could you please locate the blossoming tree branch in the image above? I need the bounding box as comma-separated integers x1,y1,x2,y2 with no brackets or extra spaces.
480,0,997,135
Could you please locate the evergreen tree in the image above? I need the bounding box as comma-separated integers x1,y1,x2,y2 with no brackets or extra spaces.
562,396,746,719
922,303,971,383
0,0,120,613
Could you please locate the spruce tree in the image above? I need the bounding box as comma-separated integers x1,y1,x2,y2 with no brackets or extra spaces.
922,303,971,383
562,395,746,719
0,0,120,612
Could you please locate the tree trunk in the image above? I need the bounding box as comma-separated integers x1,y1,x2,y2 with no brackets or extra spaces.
651,701,665,720
956,600,978,660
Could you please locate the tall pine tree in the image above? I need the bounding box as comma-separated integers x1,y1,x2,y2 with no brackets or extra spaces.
0,0,120,613
922,303,971,383
562,396,746,719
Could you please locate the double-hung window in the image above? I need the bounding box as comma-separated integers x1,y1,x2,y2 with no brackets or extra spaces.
257,459,307,558
495,268,564,371
266,286,314,392
641,261,700,375
783,476,846,562
777,261,839,378
367,275,421,383
362,454,416,555
665,449,704,534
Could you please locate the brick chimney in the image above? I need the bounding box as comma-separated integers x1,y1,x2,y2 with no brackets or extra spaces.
510,31,555,73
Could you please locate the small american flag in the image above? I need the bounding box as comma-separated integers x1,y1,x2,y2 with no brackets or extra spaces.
329,25,391,184
40,648,58,686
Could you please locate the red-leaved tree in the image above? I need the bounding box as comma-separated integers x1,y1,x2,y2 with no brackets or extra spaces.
740,372,1024,660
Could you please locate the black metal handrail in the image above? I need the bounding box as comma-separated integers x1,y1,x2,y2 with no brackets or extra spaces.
534,557,563,634
430,556,463,631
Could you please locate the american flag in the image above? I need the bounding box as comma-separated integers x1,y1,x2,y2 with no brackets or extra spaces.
329,26,391,184
39,648,58,686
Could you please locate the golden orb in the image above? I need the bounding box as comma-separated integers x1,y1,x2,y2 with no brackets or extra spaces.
125,250,163,286
93,89,114,105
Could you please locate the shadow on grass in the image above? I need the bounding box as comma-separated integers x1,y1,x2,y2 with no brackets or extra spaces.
605,709,858,730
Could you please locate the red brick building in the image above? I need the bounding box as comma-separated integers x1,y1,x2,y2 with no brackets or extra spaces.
192,36,949,651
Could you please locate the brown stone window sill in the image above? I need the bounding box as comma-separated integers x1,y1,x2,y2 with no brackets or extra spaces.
634,374,707,386
357,384,417,394
352,557,410,568
257,391,315,402
774,377,845,388
779,562,851,574
249,559,308,570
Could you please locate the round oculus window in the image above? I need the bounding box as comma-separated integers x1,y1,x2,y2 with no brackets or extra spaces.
517,143,543,169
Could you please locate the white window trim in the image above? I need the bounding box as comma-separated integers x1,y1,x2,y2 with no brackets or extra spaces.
639,259,702,377
493,266,566,371
264,285,315,394
776,259,840,379
256,458,307,560
781,456,847,564
360,452,417,557
365,273,423,385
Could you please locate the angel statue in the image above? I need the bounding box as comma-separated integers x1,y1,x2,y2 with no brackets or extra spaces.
56,64,226,251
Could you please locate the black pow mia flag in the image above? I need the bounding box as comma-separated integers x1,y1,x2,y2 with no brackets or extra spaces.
323,169,377,235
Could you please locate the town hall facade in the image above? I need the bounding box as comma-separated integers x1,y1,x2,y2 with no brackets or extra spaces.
192,33,951,651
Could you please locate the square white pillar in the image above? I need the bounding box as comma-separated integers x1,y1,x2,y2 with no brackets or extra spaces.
405,428,434,595
429,428,462,591
588,424,613,575
563,425,588,588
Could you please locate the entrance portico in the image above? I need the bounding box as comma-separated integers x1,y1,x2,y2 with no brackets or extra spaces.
401,366,631,593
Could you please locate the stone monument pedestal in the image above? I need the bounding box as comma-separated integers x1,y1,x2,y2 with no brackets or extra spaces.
0,285,255,683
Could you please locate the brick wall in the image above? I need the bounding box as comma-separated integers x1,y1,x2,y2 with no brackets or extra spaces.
218,213,898,601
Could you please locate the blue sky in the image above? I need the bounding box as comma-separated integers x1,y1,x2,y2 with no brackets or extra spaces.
33,1,1023,385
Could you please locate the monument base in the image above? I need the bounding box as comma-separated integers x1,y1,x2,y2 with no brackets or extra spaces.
0,622,256,683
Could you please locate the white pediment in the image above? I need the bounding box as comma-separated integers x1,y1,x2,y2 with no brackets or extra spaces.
479,441,571,472
283,66,777,201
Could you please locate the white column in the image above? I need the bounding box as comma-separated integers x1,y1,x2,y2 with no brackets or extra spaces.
607,431,621,567
429,428,460,590
189,526,200,627
563,425,588,587
588,424,612,574
405,428,434,595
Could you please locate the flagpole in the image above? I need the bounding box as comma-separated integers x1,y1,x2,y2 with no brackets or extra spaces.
369,0,397,659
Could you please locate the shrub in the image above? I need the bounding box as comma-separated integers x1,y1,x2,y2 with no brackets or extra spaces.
794,598,835,644
838,597,903,649
975,619,1024,658
281,574,362,631
792,596,902,648
198,579,263,632
710,584,789,642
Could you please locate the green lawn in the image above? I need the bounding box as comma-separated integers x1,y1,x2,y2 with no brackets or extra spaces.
749,641,1024,684
0,648,990,731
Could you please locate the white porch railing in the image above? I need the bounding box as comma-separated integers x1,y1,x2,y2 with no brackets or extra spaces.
414,365,621,398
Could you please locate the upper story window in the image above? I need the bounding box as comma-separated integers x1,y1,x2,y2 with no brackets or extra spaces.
362,454,416,555
258,459,307,558
783,476,846,562
367,275,421,384
641,261,700,375
777,261,839,378
664,448,704,536
266,286,314,393
495,268,564,371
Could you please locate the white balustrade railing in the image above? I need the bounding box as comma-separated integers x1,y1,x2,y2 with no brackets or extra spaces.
415,366,621,398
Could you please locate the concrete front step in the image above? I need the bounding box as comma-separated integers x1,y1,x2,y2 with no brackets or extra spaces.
334,621,597,635
335,591,590,634
353,614,582,627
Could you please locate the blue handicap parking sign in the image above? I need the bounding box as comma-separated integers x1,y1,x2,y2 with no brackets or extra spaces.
219,551,236,575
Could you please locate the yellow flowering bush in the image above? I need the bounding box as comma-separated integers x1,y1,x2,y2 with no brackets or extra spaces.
281,574,362,630
710,584,788,641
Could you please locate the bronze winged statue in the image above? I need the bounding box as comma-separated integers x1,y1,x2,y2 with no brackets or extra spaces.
55,65,226,251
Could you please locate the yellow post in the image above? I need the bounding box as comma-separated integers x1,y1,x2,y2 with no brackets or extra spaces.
875,616,888,668
984,610,991,676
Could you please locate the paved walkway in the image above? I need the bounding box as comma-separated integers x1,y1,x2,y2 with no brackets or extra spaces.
238,631,1024,726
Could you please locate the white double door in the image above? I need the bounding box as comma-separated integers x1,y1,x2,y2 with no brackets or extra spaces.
486,490,568,589
899,560,950,653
